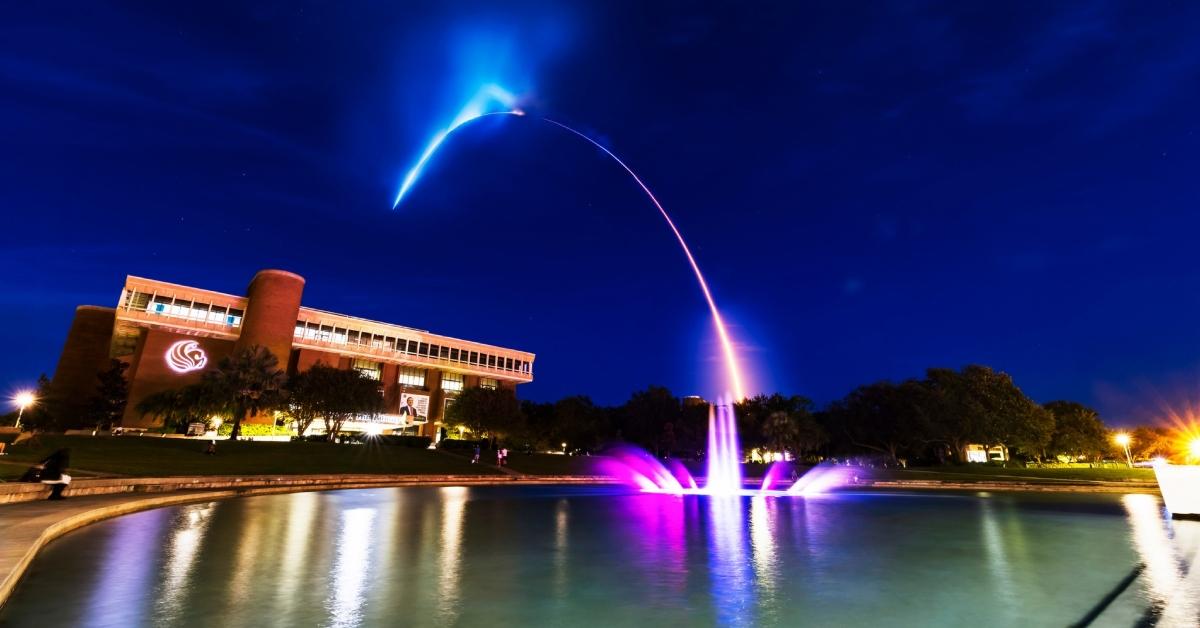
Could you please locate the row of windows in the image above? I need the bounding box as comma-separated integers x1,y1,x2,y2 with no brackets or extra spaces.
293,320,532,376
348,361,477,393
126,290,244,328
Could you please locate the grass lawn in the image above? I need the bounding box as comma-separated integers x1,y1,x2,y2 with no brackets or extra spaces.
876,465,1156,483
501,453,601,476
0,435,500,480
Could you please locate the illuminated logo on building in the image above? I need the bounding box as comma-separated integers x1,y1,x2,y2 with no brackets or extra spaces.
166,340,208,373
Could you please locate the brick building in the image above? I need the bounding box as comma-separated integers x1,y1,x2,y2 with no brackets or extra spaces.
50,269,534,435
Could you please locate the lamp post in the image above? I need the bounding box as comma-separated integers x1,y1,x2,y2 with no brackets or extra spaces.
1114,433,1133,468
13,391,35,430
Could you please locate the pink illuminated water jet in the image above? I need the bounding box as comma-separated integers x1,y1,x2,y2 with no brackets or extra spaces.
598,400,852,497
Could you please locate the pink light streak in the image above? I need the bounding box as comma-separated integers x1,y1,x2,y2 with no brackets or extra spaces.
542,118,747,402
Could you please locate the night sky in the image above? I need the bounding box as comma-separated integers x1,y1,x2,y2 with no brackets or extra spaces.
4,2,1200,424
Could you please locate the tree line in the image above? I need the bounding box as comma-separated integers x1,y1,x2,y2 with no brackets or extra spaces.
447,365,1170,465
12,356,1180,463
16,345,382,441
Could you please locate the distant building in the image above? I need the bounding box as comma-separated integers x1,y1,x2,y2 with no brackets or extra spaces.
681,395,708,408
964,444,1008,463
50,269,534,436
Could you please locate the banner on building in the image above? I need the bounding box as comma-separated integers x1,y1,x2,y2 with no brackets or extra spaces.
399,393,430,424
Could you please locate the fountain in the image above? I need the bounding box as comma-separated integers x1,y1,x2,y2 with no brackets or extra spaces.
596,398,853,497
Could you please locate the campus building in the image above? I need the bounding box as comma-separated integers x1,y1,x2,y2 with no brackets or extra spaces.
50,269,535,436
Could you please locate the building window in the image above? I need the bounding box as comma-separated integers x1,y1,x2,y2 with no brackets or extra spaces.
352,358,381,381
450,348,460,362
397,366,425,388
480,377,498,390
441,372,464,392
487,355,497,368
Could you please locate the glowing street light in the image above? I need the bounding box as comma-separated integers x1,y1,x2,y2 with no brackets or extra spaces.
1114,432,1133,467
12,391,35,429
1188,438,1200,463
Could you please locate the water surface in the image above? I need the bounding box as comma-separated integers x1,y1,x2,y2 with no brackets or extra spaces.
3,486,1198,627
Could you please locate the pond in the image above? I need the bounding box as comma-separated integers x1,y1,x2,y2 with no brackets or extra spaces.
2,486,1197,627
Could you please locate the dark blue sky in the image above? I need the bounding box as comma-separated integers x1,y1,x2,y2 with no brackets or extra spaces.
3,2,1200,424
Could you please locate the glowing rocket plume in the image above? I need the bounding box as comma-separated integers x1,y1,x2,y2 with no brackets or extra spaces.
541,118,747,401
392,84,524,209
390,100,747,400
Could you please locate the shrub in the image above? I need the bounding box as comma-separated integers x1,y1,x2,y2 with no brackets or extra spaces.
437,438,488,451
217,423,290,437
379,435,432,448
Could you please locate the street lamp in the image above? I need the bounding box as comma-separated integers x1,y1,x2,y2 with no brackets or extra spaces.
13,391,35,429
1114,432,1133,468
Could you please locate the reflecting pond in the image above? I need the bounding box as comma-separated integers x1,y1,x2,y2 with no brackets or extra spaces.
3,486,1198,627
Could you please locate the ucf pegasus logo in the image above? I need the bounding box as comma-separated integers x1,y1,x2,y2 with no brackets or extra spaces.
165,340,208,373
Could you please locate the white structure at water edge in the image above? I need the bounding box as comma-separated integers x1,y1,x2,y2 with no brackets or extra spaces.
1153,461,1200,518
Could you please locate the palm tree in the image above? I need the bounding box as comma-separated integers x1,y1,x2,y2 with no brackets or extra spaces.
205,345,286,440
135,381,224,430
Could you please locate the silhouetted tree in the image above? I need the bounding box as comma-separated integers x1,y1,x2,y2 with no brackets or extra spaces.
19,374,58,432
1045,401,1107,461
446,386,523,439
83,359,129,431
315,368,383,441
617,386,680,454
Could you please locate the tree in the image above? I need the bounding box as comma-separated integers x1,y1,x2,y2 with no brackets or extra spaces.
16,374,58,432
204,345,287,440
283,365,338,437
135,380,223,429
1044,401,1107,461
445,386,523,439
83,359,129,431
617,386,680,454
1129,426,1173,460
920,365,1052,462
740,393,825,459
317,368,384,441
826,380,928,465
551,396,607,451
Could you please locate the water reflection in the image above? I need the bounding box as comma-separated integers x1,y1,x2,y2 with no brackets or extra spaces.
154,503,216,623
977,496,1017,613
84,507,170,624
1122,493,1200,623
749,495,779,620
553,498,570,599
7,487,1191,628
708,496,754,627
436,487,467,624
326,507,376,628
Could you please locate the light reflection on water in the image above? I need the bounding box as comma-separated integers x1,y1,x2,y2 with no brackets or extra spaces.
2,487,1194,627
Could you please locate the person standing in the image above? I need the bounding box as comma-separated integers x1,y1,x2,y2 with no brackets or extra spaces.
472,444,481,464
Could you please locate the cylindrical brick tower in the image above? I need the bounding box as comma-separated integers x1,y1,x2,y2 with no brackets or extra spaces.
234,269,305,367
50,305,117,427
